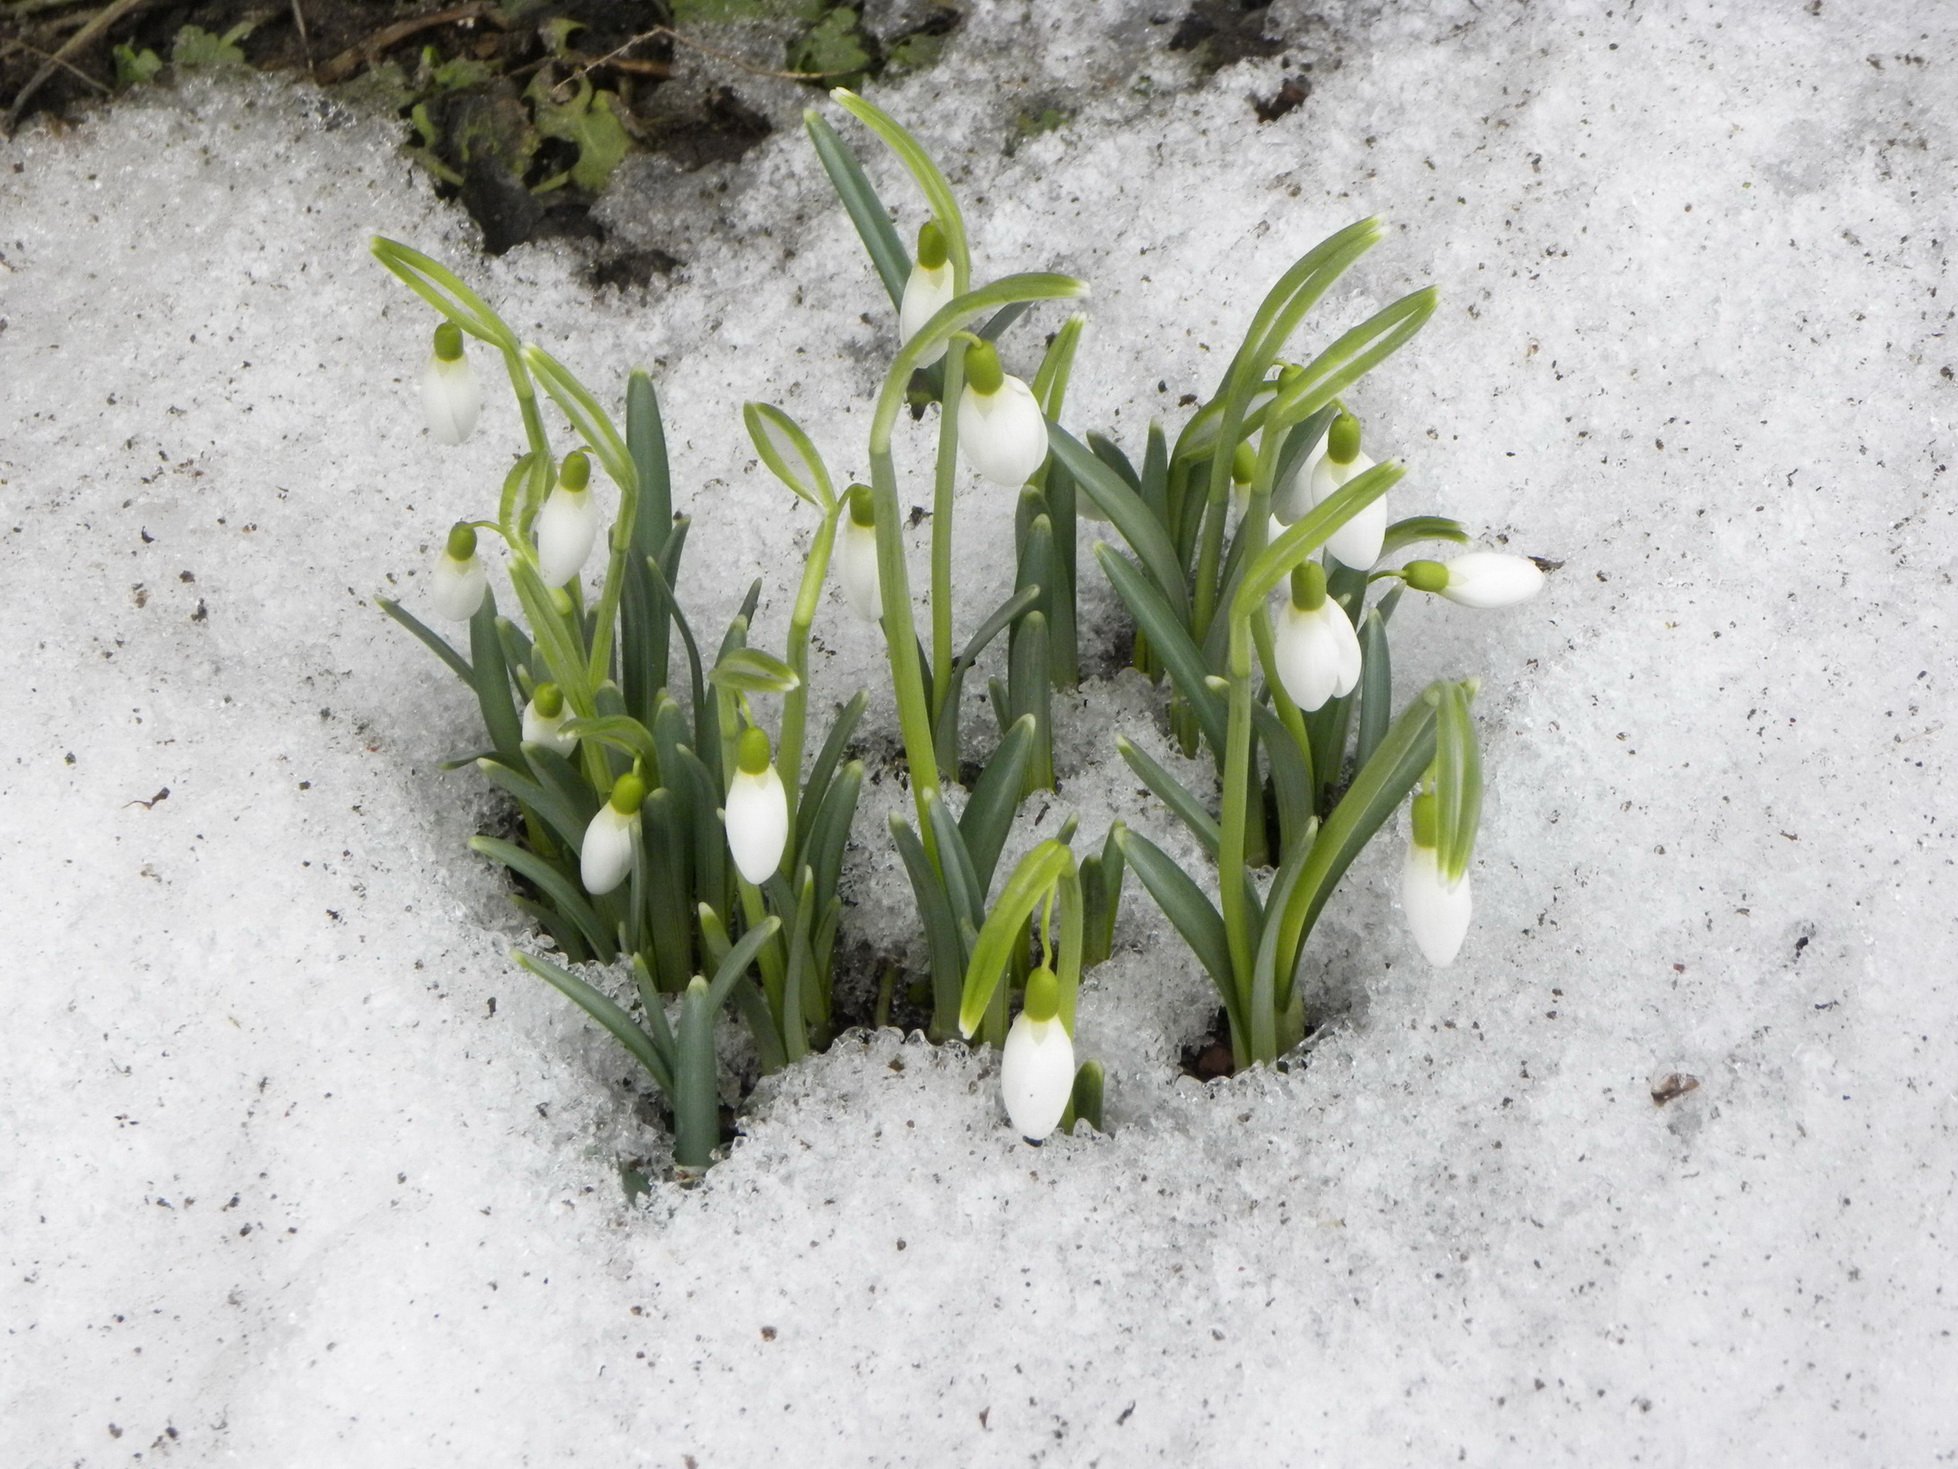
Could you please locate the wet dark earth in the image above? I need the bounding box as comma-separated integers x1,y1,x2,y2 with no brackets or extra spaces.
3,0,1325,266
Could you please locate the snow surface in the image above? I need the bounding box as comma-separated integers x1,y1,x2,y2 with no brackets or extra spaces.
4,0,1955,1462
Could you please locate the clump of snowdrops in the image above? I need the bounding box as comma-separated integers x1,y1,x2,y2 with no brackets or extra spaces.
374,90,1545,1175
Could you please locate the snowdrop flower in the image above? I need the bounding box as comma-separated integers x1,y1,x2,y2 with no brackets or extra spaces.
1279,410,1384,569
837,484,881,622
420,322,483,445
1401,551,1544,609
431,521,487,622
1402,790,1471,966
898,220,955,367
1272,562,1362,712
957,340,1049,487
725,728,789,886
535,450,599,589
581,773,644,897
1001,965,1074,1142
521,682,577,758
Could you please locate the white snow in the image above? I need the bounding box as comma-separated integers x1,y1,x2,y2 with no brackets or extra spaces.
3,0,1954,1462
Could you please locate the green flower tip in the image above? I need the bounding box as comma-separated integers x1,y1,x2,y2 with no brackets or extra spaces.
846,483,876,527
1328,410,1362,466
1023,964,1061,1023
965,339,1005,396
559,450,591,492
444,521,477,561
1231,440,1257,487
1288,560,1328,610
1410,789,1438,849
1402,558,1448,594
533,682,564,719
610,773,647,815
916,219,949,270
736,726,773,776
432,321,465,361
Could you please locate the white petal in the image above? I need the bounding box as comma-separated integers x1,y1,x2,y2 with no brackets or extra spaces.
522,704,578,758
1401,842,1472,966
1442,551,1543,609
1271,433,1327,525
580,804,635,896
1001,1012,1075,1141
431,551,486,622
958,376,1051,487
898,262,954,367
420,353,482,446
1311,450,1383,568
725,767,789,886
1331,602,1363,695
1274,599,1349,712
838,518,882,622
536,487,600,589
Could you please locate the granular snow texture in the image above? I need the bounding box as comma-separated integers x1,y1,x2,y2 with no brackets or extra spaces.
2,1,1953,1463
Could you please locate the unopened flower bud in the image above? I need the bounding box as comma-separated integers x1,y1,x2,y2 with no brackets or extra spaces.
725,728,789,886
420,322,483,445
431,521,487,622
536,450,599,589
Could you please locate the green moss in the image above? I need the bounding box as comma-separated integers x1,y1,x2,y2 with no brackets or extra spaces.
787,8,875,90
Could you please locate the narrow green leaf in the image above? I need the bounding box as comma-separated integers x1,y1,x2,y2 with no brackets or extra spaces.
378,596,472,683
520,343,636,495
803,760,863,919
1112,828,1236,1004
471,835,613,961
704,914,782,1011
476,756,587,853
1354,609,1392,772
891,814,967,1038
1051,425,1189,620
960,714,1036,888
468,593,524,761
1115,734,1219,856
795,690,868,852
1380,515,1470,558
708,647,800,696
803,108,910,309
672,978,719,1173
515,950,672,1096
959,840,1074,1036
1249,702,1312,853
1094,545,1228,757
744,402,835,511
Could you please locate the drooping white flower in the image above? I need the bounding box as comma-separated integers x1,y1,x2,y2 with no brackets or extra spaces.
1272,562,1362,712
1403,551,1544,609
958,341,1050,487
1306,411,1385,569
898,219,955,367
521,682,577,758
581,773,644,896
420,322,483,446
1001,965,1075,1141
431,521,488,622
1402,790,1471,966
725,727,789,886
837,485,881,622
535,450,599,589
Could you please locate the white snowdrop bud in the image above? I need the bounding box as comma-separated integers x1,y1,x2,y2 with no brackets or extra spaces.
957,341,1050,488
898,220,955,368
420,322,483,445
725,728,789,886
432,522,488,622
1402,790,1471,966
1001,965,1074,1142
521,682,577,758
535,451,600,589
1272,563,1362,712
1403,551,1544,609
838,485,881,623
581,773,644,897
1308,411,1386,570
